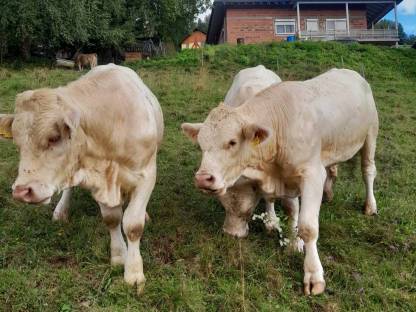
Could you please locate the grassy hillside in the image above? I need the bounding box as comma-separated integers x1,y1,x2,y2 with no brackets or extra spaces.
0,42,415,311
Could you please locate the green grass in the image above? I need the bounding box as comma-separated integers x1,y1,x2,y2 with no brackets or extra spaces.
1,42,416,311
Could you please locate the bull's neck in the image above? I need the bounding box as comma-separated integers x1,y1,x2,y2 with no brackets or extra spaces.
237,96,290,166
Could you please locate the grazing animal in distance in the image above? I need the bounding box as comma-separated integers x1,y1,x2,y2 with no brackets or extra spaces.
74,53,98,71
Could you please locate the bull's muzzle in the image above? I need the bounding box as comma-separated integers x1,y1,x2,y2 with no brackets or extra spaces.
223,215,249,238
195,172,216,190
12,182,52,204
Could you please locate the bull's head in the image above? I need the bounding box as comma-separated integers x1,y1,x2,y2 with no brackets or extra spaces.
181,104,270,196
0,89,82,204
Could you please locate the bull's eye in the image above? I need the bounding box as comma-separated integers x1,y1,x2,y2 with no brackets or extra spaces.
48,135,61,147
228,140,237,148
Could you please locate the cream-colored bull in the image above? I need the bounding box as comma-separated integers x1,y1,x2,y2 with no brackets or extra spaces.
182,68,378,295
185,66,336,253
0,64,164,295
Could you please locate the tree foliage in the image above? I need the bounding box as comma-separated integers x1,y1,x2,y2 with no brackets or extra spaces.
195,14,211,33
0,0,210,59
375,19,407,42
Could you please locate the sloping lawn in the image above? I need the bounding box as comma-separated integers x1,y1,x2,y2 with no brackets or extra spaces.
0,42,415,311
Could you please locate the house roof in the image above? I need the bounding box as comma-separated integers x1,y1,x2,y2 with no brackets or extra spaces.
207,0,403,44
181,30,207,44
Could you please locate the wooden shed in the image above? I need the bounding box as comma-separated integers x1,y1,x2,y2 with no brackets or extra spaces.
181,30,207,50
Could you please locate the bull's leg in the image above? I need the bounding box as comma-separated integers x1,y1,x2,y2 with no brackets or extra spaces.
323,165,338,202
282,197,304,253
298,164,326,295
99,203,127,266
264,200,279,233
52,189,72,222
361,130,378,215
122,160,156,295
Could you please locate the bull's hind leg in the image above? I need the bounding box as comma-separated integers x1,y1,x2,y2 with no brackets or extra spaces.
122,159,157,295
323,165,338,202
361,128,378,215
52,189,72,222
99,203,127,266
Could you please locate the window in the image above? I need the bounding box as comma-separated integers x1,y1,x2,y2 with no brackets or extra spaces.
275,19,296,35
326,19,347,32
306,19,319,32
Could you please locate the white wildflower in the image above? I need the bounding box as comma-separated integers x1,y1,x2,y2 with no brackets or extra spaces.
252,211,288,248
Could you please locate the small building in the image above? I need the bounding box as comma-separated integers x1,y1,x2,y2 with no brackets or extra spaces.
207,0,403,45
181,30,207,49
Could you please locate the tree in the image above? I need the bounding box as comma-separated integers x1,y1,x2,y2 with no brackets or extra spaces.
127,0,211,45
0,0,210,60
406,34,416,46
195,14,211,33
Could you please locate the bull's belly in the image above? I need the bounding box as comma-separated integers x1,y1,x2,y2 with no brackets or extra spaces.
321,139,365,167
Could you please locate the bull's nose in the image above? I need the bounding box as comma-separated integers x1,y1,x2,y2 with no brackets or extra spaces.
12,185,33,202
195,173,216,189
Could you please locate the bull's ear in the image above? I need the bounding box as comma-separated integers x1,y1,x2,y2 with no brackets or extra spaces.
60,109,80,140
0,114,14,140
64,109,80,132
181,123,202,143
243,124,270,146
15,90,35,111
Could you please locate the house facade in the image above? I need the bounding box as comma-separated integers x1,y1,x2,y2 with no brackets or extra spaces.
207,0,402,45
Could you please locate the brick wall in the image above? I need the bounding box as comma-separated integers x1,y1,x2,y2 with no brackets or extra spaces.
226,8,367,44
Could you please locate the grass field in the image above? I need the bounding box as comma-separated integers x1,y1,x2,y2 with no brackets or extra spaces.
0,42,415,311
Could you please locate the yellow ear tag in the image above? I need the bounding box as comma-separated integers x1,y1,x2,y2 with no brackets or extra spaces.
0,126,12,139
252,136,261,147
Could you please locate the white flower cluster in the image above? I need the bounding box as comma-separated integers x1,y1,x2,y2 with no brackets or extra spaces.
252,212,290,247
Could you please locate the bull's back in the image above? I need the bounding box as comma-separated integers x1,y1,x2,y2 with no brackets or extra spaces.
225,65,281,108
304,69,378,165
66,64,163,148
116,66,164,146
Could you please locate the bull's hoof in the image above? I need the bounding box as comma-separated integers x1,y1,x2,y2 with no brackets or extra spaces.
137,280,146,296
223,227,249,239
322,190,334,203
52,211,69,223
364,200,378,216
304,281,326,296
124,271,146,295
265,219,280,233
289,237,304,253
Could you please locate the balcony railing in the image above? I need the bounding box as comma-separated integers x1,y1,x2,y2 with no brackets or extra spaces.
300,29,399,42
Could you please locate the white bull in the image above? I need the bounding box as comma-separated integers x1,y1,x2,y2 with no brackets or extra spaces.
187,66,337,253
0,64,164,295
182,68,379,295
